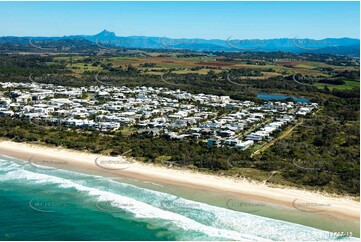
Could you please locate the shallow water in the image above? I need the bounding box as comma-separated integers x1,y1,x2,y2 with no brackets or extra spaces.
0,155,358,241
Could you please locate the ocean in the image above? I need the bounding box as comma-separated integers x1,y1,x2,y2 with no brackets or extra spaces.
0,155,358,241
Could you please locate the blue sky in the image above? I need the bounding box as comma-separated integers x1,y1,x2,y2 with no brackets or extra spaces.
0,1,359,39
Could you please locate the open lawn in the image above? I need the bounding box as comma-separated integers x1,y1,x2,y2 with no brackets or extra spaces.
314,80,360,90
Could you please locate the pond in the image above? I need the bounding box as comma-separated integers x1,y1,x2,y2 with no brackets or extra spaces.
257,93,310,103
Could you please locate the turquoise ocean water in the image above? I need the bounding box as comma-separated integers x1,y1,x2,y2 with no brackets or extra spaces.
0,155,357,241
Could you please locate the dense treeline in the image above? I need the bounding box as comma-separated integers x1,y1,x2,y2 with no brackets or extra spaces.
0,55,67,82
263,115,359,195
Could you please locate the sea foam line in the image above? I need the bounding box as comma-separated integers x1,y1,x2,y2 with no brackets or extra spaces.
0,157,358,241
0,159,264,241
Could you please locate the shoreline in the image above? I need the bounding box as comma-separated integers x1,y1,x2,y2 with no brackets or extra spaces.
0,140,359,223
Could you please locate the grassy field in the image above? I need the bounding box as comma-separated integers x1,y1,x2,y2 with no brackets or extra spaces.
52,54,359,86
68,63,102,77
314,80,360,90
171,69,223,75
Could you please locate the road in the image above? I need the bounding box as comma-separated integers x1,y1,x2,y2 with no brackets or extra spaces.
251,119,304,157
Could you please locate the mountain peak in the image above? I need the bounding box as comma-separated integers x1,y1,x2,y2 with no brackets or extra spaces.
95,29,116,38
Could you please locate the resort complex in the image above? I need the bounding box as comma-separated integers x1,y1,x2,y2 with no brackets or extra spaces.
0,81,317,150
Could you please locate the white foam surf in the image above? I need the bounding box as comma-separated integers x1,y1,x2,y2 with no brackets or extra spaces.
0,156,357,241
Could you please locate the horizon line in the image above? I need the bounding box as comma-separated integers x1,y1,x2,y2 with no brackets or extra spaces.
1,30,360,41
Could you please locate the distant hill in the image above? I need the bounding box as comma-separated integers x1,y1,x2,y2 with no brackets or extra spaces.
0,30,359,57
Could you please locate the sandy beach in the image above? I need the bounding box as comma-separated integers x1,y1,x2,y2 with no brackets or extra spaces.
0,140,359,222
